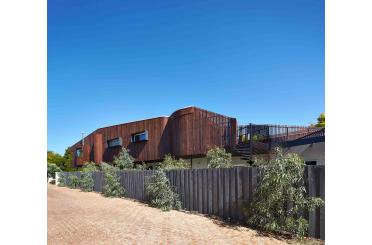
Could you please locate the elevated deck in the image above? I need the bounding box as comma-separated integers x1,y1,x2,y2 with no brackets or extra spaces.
232,124,325,161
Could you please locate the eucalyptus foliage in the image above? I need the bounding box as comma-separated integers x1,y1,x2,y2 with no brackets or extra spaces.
206,147,232,168
79,172,94,192
135,162,147,170
101,162,125,197
79,162,98,192
245,148,324,239
57,172,67,187
252,134,267,142
68,174,80,189
160,154,190,170
113,147,135,170
145,169,181,211
82,162,99,172
47,163,62,179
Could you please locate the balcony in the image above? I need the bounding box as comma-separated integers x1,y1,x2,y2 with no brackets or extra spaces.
234,124,325,159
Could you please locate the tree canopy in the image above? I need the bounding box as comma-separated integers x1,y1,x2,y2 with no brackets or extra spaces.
47,151,65,168
315,113,325,127
47,147,74,171
311,113,325,127
63,147,74,171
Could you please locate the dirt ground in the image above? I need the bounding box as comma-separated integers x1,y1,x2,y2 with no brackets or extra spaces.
48,184,323,245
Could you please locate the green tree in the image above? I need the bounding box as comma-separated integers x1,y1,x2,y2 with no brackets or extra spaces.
113,147,135,170
145,169,181,211
63,147,75,171
206,147,232,168
101,162,125,197
245,148,324,239
47,163,62,179
47,148,75,171
160,154,190,170
315,113,325,127
47,151,65,169
311,113,325,127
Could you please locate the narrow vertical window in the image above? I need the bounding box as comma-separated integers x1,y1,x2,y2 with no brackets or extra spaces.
76,148,82,157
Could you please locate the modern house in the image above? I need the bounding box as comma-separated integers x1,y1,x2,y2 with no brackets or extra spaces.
70,106,325,168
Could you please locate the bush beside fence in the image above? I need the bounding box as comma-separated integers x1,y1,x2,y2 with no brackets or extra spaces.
56,165,324,240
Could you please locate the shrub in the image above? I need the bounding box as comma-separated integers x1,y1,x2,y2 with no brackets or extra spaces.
57,172,67,187
245,148,324,239
252,134,266,142
82,162,99,171
79,172,94,192
206,147,232,168
135,162,146,170
145,169,181,211
79,162,99,192
100,162,115,172
160,154,190,170
79,162,98,192
101,162,125,197
68,174,80,189
113,147,135,170
47,163,62,179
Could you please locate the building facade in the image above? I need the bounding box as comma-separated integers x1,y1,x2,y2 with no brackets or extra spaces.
69,106,325,168
70,107,236,167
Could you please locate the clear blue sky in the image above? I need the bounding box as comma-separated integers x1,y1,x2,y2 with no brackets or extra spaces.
48,0,324,154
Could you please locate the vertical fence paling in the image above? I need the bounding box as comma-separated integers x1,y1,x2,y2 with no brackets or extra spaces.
60,166,324,240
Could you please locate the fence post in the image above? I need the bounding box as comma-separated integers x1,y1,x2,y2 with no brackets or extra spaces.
249,123,253,160
307,166,316,238
55,172,60,186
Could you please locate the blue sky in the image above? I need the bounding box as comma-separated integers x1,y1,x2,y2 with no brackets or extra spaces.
48,0,324,154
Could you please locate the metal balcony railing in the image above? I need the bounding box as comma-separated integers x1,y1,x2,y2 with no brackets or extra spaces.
237,124,324,146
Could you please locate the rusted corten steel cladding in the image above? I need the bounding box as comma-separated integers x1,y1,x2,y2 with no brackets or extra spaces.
70,107,237,167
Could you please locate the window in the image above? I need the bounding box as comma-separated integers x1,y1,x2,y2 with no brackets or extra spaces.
305,161,317,165
107,137,122,148
131,131,148,143
76,148,82,157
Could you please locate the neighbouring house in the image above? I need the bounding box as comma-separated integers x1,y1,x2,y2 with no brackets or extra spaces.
69,106,325,168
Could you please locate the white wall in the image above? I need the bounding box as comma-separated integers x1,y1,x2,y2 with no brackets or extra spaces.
55,172,60,185
186,141,325,168
284,142,325,165
185,156,249,169
185,157,208,169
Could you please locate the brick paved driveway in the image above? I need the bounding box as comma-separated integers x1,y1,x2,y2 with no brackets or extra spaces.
48,184,320,245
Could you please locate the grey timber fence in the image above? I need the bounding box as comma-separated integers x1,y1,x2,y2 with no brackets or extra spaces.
59,165,325,239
